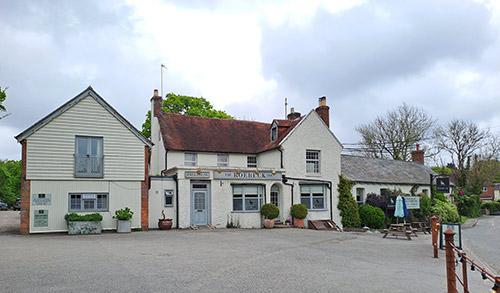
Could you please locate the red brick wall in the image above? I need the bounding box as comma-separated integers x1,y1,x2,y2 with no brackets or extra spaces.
141,146,150,231
20,140,30,235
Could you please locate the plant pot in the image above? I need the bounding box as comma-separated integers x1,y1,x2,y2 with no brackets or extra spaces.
116,220,131,233
158,219,173,230
293,218,305,228
67,221,102,235
263,219,275,229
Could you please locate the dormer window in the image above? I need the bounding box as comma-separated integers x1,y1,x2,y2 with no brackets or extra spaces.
271,124,278,141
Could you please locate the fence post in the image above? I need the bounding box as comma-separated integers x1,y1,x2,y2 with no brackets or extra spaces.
444,228,457,293
431,215,439,258
461,252,468,293
494,276,500,293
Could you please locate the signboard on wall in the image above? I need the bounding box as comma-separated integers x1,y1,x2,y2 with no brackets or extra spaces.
32,193,51,206
33,210,48,227
185,171,210,179
213,171,282,180
439,223,462,249
403,196,420,209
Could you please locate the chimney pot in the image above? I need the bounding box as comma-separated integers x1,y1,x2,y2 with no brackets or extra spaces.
319,96,327,107
315,96,330,128
153,89,159,97
287,107,301,120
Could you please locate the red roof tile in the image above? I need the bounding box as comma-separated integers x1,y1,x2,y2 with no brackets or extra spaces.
157,113,301,154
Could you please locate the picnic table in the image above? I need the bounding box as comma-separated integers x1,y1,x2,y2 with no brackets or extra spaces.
411,221,430,234
382,223,417,240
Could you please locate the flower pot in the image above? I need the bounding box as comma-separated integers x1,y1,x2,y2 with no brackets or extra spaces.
116,220,131,233
263,219,275,229
67,221,102,235
158,218,173,230
293,218,305,228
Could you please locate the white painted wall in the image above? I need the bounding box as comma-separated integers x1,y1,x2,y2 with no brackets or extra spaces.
29,180,142,233
350,182,431,203
165,151,281,170
148,177,176,229
26,95,146,180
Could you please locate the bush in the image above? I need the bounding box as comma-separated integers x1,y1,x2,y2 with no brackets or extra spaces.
430,200,460,223
64,213,103,222
358,204,385,229
481,201,500,213
261,203,279,219
290,204,308,219
455,195,481,218
114,207,134,220
365,193,387,210
337,175,361,228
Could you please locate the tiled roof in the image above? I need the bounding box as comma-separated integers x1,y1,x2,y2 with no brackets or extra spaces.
341,154,434,185
157,113,301,154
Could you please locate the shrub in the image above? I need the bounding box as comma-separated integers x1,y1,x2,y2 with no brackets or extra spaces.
365,193,387,210
114,207,134,221
290,204,308,220
261,203,279,219
64,213,103,222
358,204,385,229
337,175,361,228
430,200,460,223
481,201,500,213
455,195,481,218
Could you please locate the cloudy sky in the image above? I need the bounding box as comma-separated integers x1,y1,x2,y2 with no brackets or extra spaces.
1,0,500,161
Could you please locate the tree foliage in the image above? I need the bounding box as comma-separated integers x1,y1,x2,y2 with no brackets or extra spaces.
0,160,21,205
337,175,361,228
141,93,232,138
0,86,6,112
466,159,500,194
356,103,434,160
359,204,385,229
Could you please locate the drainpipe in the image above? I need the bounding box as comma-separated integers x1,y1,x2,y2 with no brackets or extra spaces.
278,147,284,169
173,174,179,229
283,176,334,221
282,175,294,225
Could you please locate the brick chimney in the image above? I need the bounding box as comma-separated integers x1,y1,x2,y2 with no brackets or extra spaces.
411,144,425,164
315,96,329,127
287,107,301,120
151,89,162,117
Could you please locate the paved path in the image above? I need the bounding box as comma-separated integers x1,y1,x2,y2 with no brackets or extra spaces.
0,228,490,293
462,216,500,274
0,211,19,234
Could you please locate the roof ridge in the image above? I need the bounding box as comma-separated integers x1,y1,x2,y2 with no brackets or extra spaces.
162,112,272,125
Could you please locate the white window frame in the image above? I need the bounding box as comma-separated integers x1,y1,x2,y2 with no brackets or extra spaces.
271,125,278,141
184,152,198,166
247,156,257,168
232,185,264,212
217,153,229,167
306,150,320,174
300,185,326,210
74,136,104,178
68,193,108,212
356,188,365,203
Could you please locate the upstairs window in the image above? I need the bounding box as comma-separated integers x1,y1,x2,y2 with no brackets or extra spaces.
75,136,103,178
247,156,257,168
217,153,229,167
306,150,320,174
184,153,197,166
271,125,278,141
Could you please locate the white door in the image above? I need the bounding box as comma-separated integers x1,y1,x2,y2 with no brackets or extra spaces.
191,183,209,225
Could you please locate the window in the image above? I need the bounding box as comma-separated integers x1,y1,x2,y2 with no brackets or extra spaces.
69,193,108,212
306,150,320,173
300,185,326,210
422,189,429,195
184,152,197,166
232,185,264,212
247,156,257,168
356,188,365,203
75,136,103,177
482,186,488,192
271,125,278,141
217,153,229,167
270,185,279,207
164,190,174,207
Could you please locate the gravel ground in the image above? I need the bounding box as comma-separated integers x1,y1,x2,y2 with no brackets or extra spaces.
0,227,491,293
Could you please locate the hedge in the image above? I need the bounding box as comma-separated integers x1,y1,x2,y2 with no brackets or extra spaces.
481,201,500,213
64,213,103,222
455,195,481,218
430,200,460,223
359,204,385,229
337,175,360,228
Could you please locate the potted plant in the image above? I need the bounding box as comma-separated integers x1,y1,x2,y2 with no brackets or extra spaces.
65,213,103,235
290,204,308,228
114,207,133,233
261,203,279,229
158,210,173,230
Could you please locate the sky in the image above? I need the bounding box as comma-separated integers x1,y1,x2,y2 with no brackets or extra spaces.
1,0,500,161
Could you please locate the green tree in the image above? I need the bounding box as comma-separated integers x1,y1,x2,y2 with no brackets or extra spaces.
0,86,6,112
141,93,232,138
0,160,21,205
337,175,361,228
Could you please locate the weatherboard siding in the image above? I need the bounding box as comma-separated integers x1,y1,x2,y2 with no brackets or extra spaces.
26,95,145,180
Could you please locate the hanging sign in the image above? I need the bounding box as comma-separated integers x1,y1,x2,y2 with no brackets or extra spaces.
439,223,462,250
436,177,450,193
214,171,282,180
403,196,420,209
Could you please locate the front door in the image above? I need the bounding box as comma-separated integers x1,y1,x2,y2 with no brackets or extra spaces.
191,183,209,225
270,185,281,219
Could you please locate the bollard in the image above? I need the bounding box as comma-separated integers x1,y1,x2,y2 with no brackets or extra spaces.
444,228,457,293
431,216,439,258
461,252,468,293
494,276,500,293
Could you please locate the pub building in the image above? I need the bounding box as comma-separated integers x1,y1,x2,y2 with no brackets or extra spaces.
148,90,343,229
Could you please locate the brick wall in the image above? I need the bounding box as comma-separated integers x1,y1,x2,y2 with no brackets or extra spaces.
20,140,30,234
141,146,150,230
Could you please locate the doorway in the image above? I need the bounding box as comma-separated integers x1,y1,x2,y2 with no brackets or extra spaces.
191,182,210,225
270,184,281,219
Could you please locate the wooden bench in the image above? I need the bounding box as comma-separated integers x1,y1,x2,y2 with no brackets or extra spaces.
383,224,412,240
